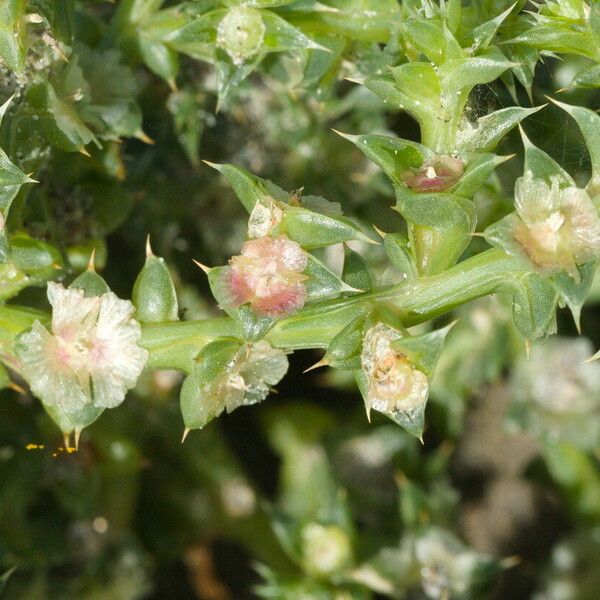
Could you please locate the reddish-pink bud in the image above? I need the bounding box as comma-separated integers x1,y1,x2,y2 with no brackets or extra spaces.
402,155,464,193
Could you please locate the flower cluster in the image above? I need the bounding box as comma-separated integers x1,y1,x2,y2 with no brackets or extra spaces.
220,235,309,318
204,340,288,415
15,282,148,415
360,324,429,422
512,173,600,279
509,337,600,449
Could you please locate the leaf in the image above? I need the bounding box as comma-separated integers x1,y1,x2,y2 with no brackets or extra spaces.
401,19,446,64
0,566,16,592
305,254,357,302
70,269,110,297
383,232,417,279
324,313,366,370
452,153,511,198
501,270,558,340
438,50,514,96
205,162,287,212
341,246,373,293
464,2,516,52
337,132,429,185
510,24,598,60
215,47,262,111
0,0,27,73
553,262,596,332
26,59,100,152
395,189,476,276
261,11,326,54
549,98,600,185
456,105,544,152
392,322,455,377
521,126,574,185
132,253,179,323
572,63,600,89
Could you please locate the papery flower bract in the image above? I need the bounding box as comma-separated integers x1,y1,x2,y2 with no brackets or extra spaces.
360,324,429,424
205,340,288,414
218,235,308,318
301,523,352,577
217,7,266,66
16,282,148,414
512,172,600,279
402,155,464,193
248,197,284,239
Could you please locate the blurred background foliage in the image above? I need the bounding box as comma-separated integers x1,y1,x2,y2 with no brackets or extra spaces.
1,0,600,598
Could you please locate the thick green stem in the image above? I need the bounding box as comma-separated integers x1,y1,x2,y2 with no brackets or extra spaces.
0,250,519,374
138,249,518,372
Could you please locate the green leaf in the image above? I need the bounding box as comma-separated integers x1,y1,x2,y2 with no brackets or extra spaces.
324,313,366,370
9,233,62,279
383,232,417,279
26,59,100,152
0,0,27,73
392,322,455,377
521,126,574,185
305,254,357,302
337,132,428,186
456,105,544,152
261,11,326,54
549,98,600,186
401,19,446,64
502,270,558,340
463,2,516,52
572,63,600,89
281,206,375,249
0,567,16,592
510,24,598,60
553,262,596,332
395,189,476,276
341,246,373,293
452,153,511,198
205,162,287,212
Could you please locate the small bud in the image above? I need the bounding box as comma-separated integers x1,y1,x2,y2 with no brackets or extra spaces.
301,523,352,577
217,7,266,66
402,155,464,192
513,172,600,280
217,235,308,318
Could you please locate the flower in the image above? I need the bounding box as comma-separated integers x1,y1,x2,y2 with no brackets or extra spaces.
509,337,600,449
402,155,464,192
220,235,309,318
205,340,288,414
217,7,266,66
15,282,148,414
360,323,429,421
512,172,600,279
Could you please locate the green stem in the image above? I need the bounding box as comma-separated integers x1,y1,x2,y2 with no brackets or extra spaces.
0,250,519,374
138,248,518,371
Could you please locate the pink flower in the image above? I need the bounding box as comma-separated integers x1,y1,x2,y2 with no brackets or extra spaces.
402,155,464,193
219,235,309,318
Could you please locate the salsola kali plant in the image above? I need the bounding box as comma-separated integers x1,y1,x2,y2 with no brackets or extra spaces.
1,0,600,595
0,0,599,444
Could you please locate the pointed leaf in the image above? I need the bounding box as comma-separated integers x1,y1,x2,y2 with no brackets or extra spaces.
342,246,373,292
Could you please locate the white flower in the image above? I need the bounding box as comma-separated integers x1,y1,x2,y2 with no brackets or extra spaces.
16,282,148,414
361,323,429,419
513,172,600,279
207,340,289,413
